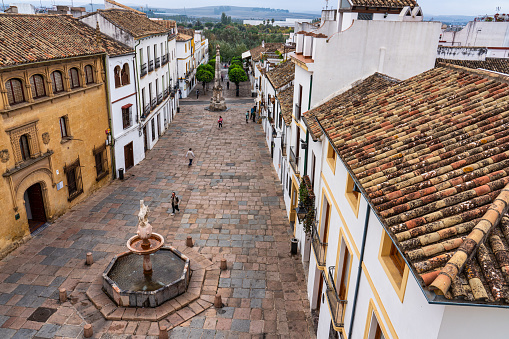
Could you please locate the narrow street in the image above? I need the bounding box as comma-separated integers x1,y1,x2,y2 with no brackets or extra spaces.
0,83,315,338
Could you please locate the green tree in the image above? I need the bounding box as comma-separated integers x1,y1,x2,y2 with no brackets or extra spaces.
205,22,214,29
271,18,275,25
228,66,247,97
196,65,214,92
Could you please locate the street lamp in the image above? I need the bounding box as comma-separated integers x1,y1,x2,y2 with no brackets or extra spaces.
296,202,308,223
272,129,277,139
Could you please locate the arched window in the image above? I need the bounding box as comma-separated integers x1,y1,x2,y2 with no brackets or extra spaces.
19,134,30,161
30,74,46,99
5,78,25,105
121,63,130,85
51,71,64,93
69,68,80,89
85,65,94,84
114,66,121,88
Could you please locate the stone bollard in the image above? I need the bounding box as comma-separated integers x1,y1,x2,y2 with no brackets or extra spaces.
86,252,93,265
59,288,67,303
186,236,193,247
220,259,227,270
159,325,169,339
84,324,93,338
214,294,223,308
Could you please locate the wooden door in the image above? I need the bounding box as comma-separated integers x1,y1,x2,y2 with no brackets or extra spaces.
27,183,46,232
290,182,297,223
316,272,323,311
124,142,134,170
143,126,148,152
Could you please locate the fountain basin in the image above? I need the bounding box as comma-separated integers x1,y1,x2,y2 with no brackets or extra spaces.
102,247,190,307
126,233,164,255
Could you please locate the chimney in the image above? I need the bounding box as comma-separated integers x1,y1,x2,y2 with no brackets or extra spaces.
262,40,265,48
96,21,101,46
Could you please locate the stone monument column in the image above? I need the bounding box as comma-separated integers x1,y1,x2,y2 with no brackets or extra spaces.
209,45,227,111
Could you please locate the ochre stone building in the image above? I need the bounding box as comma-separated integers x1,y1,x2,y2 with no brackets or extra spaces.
0,14,131,257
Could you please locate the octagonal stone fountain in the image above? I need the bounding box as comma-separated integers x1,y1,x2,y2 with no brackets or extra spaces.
102,200,190,307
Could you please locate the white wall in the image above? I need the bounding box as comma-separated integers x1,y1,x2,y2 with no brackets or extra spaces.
437,46,488,60
80,14,135,47
440,21,509,47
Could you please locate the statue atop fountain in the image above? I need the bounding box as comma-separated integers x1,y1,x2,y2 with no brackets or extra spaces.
209,45,227,111
137,200,152,241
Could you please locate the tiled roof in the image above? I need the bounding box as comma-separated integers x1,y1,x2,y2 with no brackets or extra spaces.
176,33,192,41
0,14,133,68
91,9,170,39
250,43,284,62
349,0,418,8
266,60,295,89
437,58,509,75
104,0,145,14
306,64,509,306
277,85,294,126
303,73,399,141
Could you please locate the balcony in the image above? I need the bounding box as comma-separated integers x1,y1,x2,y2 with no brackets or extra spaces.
324,267,347,329
150,98,157,111
311,222,327,268
289,146,299,175
295,103,301,121
281,139,287,156
143,104,150,118
163,88,169,99
141,63,147,77
155,57,161,69
148,60,154,72
162,54,169,65
157,93,163,104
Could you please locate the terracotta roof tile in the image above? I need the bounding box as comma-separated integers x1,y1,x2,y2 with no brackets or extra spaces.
437,58,509,75
249,43,284,62
87,9,170,39
0,13,133,68
308,64,509,306
176,33,192,41
266,60,295,89
104,0,144,14
349,0,418,8
277,85,293,126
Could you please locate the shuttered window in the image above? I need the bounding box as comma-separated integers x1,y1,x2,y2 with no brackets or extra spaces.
6,79,25,105
30,75,46,98
51,71,64,93
69,68,80,88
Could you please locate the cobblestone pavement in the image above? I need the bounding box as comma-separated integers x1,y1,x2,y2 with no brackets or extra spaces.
0,90,315,338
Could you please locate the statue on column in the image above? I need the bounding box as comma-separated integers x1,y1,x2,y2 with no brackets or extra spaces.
209,45,227,111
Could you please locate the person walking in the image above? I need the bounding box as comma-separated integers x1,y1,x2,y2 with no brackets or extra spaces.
221,75,224,82
226,81,229,90
218,116,223,129
179,89,182,99
196,89,199,99
246,110,249,123
170,192,180,215
185,148,195,166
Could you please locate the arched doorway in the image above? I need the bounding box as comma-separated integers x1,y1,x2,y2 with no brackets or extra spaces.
24,183,47,233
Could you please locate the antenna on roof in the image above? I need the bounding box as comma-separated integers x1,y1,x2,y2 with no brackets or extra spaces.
90,0,93,12
325,0,329,10
496,6,501,14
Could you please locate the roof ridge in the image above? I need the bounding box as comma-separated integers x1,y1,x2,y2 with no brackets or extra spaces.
429,183,509,296
438,62,509,84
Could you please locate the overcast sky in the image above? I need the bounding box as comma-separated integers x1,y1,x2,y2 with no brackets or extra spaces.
126,0,504,16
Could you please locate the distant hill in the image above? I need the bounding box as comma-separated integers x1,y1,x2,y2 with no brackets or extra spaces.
153,6,319,20
424,14,475,26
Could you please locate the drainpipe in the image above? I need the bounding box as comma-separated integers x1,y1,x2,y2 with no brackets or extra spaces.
348,206,371,339
134,39,142,128
303,74,313,176
102,54,116,179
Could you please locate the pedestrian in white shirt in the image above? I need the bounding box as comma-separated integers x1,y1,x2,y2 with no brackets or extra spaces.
185,148,195,166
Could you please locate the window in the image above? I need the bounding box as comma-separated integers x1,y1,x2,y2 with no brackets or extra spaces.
379,230,409,302
51,71,64,93
345,173,361,217
30,75,46,98
64,158,83,201
19,134,31,161
68,68,80,88
93,143,108,180
121,63,130,85
358,13,373,20
326,141,336,173
84,65,94,84
5,78,25,105
151,119,156,141
365,303,387,339
60,116,70,139
114,66,121,88
122,104,132,129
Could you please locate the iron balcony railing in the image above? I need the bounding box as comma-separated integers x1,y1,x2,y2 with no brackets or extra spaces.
295,103,301,121
324,267,347,328
150,98,157,110
281,139,287,156
143,104,150,117
289,146,299,175
163,88,169,99
311,221,327,267
155,57,161,69
157,93,163,104
148,60,154,72
141,63,147,77
162,54,169,65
